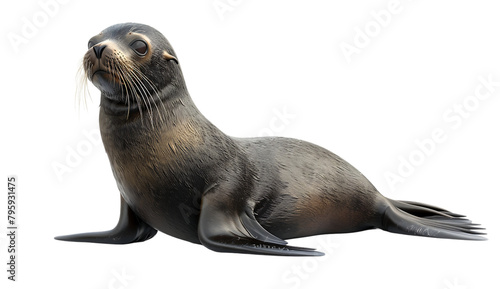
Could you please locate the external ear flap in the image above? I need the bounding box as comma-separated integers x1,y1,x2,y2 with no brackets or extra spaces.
163,51,178,64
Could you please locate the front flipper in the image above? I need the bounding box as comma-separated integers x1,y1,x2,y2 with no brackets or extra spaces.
55,195,157,244
198,192,324,256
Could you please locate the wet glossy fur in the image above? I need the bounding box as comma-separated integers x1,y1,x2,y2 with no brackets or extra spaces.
56,23,486,256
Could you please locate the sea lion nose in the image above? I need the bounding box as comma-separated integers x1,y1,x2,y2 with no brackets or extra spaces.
93,44,107,59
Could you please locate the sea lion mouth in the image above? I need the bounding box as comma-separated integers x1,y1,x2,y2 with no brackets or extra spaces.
91,69,109,79
89,68,123,97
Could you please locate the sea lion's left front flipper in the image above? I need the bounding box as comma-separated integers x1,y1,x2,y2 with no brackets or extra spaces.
55,195,157,244
198,191,324,256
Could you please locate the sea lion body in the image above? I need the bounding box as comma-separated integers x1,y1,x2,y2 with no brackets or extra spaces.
56,23,485,256
104,110,381,243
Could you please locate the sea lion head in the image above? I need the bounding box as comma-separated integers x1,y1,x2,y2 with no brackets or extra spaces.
81,23,182,116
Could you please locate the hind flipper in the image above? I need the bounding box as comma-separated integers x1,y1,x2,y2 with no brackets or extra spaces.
381,200,486,241
55,195,157,244
198,191,324,256
390,199,465,218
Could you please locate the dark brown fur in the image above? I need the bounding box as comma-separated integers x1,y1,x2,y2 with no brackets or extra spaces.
56,23,486,256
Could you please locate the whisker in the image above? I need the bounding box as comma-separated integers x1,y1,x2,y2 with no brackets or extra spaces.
111,58,131,119
77,49,168,128
129,61,167,126
75,55,93,115
123,62,157,127
131,62,166,122
116,60,144,124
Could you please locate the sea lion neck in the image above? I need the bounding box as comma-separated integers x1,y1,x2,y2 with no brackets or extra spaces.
99,80,194,122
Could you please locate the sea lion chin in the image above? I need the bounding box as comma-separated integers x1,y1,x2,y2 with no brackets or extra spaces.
56,22,486,256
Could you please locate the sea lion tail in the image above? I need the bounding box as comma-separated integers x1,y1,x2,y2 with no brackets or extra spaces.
380,199,486,240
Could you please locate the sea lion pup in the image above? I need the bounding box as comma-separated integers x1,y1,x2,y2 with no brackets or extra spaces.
56,23,486,256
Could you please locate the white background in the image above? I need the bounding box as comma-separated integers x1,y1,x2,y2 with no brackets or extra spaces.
1,0,499,288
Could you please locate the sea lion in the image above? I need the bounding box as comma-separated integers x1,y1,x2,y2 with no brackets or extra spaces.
55,23,486,256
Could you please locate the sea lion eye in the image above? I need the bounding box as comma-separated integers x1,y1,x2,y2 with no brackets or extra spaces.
131,40,148,56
